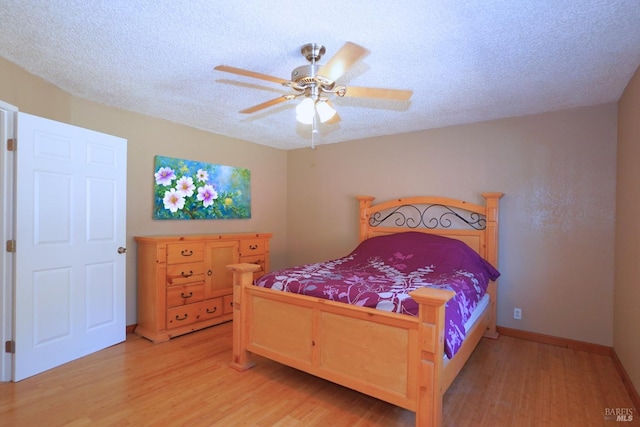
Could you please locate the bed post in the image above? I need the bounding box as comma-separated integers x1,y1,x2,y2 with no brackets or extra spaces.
356,195,375,242
227,263,262,371
410,287,456,427
481,192,503,339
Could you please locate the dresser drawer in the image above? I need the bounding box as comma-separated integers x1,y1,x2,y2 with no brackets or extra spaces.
166,303,202,329
239,254,265,268
166,261,205,286
239,239,265,257
239,254,266,280
223,294,234,315
199,297,223,321
166,283,205,308
166,242,205,264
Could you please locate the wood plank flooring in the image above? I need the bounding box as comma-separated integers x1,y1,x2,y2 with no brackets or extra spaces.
0,322,637,426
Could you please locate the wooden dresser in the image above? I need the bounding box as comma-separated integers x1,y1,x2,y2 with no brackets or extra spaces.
134,233,271,343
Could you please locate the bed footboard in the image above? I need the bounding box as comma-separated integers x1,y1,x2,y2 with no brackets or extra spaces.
227,263,458,427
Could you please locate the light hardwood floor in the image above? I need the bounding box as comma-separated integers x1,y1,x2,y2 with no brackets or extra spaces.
0,322,637,426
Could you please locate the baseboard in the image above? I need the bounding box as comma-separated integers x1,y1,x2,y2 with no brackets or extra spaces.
611,350,640,412
497,326,639,412
496,326,612,356
126,324,137,335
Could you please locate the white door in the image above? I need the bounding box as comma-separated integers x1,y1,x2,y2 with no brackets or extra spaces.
13,112,127,381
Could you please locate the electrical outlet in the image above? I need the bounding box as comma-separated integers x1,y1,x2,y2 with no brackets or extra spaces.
514,308,522,320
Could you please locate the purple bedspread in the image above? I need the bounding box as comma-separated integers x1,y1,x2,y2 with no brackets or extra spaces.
255,232,500,358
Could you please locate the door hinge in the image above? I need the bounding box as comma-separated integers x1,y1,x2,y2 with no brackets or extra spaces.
7,138,16,151
5,341,15,354
6,240,16,253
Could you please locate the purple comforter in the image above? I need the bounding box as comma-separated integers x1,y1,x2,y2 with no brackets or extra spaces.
255,231,500,358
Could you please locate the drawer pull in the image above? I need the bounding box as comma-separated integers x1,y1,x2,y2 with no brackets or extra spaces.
180,270,193,278
249,244,258,250
180,249,193,257
180,292,193,299
207,269,212,276
206,307,217,314
175,314,188,321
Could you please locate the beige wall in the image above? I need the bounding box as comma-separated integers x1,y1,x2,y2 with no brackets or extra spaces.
287,104,617,346
615,64,640,391
0,58,289,325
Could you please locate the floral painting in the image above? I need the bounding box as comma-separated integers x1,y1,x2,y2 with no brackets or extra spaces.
153,155,251,220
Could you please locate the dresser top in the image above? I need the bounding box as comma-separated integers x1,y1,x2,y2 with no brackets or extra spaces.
134,233,272,244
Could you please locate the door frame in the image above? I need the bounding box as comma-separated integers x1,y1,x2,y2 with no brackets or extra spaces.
0,100,17,382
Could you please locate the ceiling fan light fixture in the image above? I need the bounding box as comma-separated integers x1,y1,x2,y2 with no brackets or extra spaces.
295,97,315,124
316,101,336,123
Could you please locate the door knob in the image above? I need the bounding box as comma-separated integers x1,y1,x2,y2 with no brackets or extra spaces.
117,247,127,254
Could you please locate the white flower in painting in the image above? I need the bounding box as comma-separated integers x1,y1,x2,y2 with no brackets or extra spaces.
196,169,209,183
175,176,195,197
163,188,185,212
197,184,218,207
154,167,176,186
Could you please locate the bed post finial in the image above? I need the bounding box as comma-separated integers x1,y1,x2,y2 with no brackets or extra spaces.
356,196,375,242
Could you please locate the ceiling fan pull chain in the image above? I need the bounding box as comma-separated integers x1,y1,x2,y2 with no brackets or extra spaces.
311,113,318,149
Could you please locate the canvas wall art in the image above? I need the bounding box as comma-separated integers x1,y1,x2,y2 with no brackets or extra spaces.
153,155,251,220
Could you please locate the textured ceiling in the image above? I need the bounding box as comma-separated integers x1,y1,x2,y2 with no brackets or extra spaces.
1,1,640,150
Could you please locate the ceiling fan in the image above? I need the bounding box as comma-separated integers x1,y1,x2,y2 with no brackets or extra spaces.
214,42,413,131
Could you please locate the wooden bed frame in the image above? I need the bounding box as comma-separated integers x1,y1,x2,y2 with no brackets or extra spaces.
227,193,503,427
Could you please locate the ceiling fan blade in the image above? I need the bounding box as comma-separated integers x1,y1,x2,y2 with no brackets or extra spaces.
239,96,290,114
344,86,413,101
317,42,369,82
214,65,289,85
